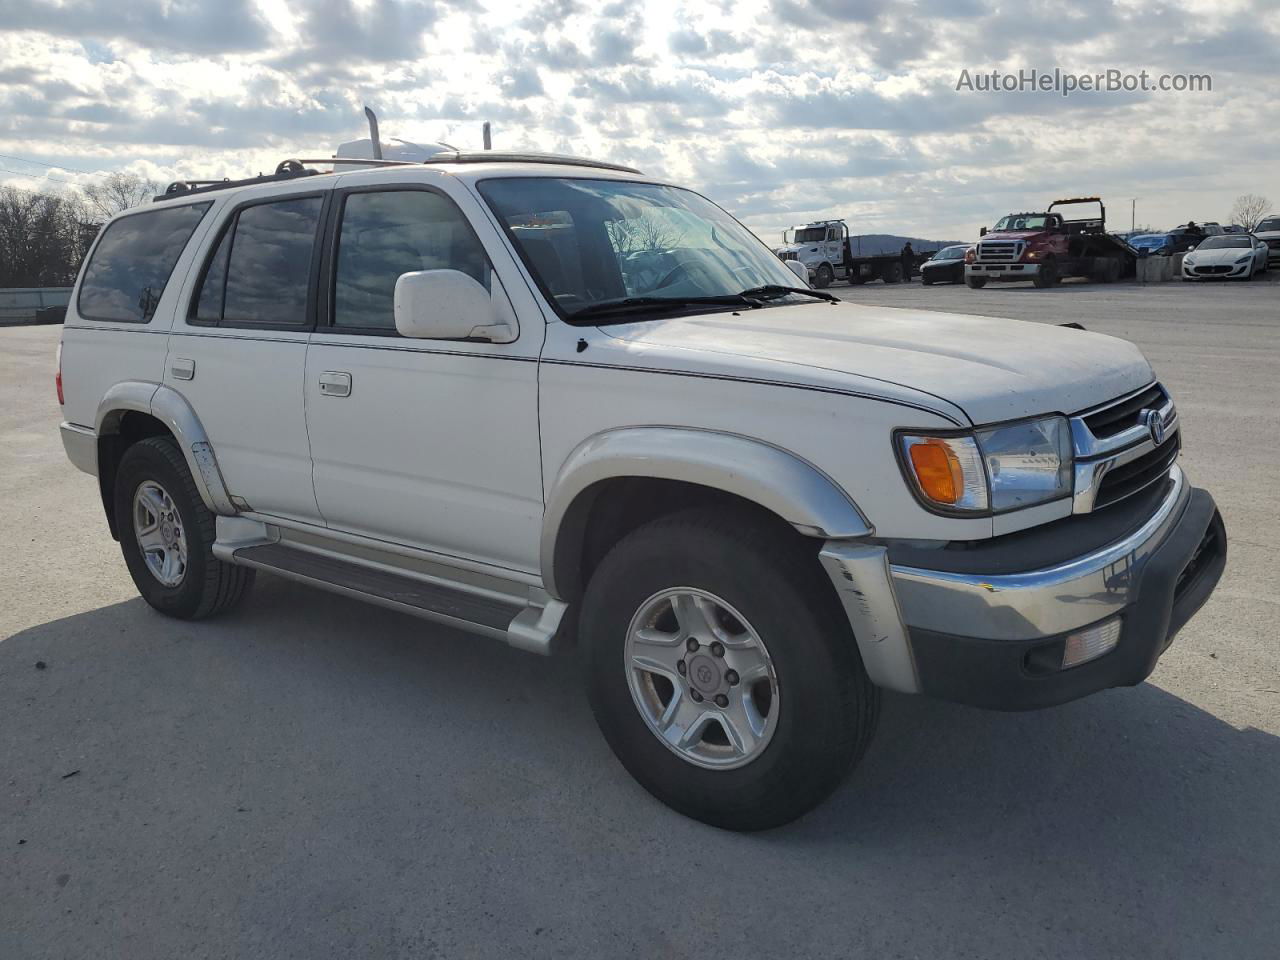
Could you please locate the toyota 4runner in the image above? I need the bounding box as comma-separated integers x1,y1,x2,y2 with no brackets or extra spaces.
57,152,1226,830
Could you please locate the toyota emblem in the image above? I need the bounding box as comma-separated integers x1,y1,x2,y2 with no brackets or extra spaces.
1144,409,1167,446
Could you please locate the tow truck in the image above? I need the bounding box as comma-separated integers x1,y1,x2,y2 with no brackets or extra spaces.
965,197,1137,289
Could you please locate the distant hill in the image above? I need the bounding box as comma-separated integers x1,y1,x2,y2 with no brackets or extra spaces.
845,234,969,256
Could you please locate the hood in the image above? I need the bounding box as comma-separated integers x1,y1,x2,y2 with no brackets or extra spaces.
980,229,1045,243
1185,246,1254,265
1253,230,1280,241
597,301,1153,426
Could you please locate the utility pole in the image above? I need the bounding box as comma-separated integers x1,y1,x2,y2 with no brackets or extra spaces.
1130,198,1137,232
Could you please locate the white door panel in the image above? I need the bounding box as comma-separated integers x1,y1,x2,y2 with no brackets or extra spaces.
165,330,318,521
304,340,542,569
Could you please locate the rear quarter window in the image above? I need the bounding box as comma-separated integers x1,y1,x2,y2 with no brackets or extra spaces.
77,202,212,323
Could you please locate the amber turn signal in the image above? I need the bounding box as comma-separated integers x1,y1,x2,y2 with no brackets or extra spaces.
907,438,963,505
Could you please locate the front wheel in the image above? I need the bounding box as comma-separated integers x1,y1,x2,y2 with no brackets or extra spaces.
582,508,879,831
966,275,987,289
1032,259,1058,288
814,263,833,288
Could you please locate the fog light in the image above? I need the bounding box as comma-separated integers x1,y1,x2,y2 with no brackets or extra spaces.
1062,618,1122,669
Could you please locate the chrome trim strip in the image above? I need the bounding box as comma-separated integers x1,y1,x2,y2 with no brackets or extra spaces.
1071,383,1176,460
890,465,1187,641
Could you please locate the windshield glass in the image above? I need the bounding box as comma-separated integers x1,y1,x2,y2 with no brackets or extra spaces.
793,227,827,242
993,214,1049,231
932,245,969,260
1129,234,1171,248
478,178,805,319
1197,236,1251,249
1256,217,1280,232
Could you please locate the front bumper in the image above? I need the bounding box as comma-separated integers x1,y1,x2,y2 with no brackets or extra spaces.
966,262,1041,280
819,466,1226,710
1183,260,1252,279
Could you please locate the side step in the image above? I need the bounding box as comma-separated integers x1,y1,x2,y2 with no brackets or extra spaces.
232,542,547,647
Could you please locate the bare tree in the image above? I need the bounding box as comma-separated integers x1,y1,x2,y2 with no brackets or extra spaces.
0,186,95,287
82,172,159,221
1228,194,1271,232
607,210,686,254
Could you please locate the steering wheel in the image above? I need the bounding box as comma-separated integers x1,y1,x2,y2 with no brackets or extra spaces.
655,259,712,291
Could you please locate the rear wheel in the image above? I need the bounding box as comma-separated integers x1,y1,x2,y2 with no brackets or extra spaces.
114,436,254,620
582,508,879,831
814,263,833,288
966,276,987,289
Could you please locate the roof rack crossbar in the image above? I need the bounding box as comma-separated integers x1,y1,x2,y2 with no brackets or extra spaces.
157,159,319,202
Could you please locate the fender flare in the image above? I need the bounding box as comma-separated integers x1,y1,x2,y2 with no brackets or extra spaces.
96,381,236,516
541,426,872,600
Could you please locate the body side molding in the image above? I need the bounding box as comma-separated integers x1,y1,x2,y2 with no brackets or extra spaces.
542,426,873,600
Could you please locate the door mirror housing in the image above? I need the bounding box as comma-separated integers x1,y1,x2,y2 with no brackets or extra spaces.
784,259,809,284
979,226,987,237
393,270,514,342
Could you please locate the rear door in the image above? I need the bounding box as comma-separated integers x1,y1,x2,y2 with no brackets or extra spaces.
164,186,330,522
302,174,545,573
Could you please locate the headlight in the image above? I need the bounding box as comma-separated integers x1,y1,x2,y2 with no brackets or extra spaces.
898,416,1073,514
1234,254,1252,264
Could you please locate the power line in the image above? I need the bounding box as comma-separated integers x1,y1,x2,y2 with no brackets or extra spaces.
0,153,102,176
0,165,81,186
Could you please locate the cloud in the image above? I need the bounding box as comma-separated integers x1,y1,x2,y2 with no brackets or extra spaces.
0,0,274,53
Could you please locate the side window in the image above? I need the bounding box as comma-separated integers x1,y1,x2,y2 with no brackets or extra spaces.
332,190,491,331
78,202,211,323
192,195,323,327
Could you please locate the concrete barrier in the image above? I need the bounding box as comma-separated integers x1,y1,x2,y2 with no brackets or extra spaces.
1136,255,1175,283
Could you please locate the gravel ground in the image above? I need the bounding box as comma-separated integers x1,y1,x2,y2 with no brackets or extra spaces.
2,276,1278,959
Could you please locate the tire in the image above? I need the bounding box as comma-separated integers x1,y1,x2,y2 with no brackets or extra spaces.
582,507,880,831
114,435,254,620
921,274,934,285
1032,259,1058,288
966,276,987,289
883,262,903,284
814,263,833,289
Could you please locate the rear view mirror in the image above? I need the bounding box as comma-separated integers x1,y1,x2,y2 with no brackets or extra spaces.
784,259,809,284
394,270,514,342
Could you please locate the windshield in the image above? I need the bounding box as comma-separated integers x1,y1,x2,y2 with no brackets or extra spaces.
993,214,1050,231
1196,235,1251,249
1256,217,1280,233
793,227,827,242
478,178,805,320
932,245,969,260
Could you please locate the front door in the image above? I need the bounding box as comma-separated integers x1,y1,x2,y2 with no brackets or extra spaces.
302,176,545,574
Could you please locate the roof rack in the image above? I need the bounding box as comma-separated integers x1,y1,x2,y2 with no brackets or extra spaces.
155,151,642,203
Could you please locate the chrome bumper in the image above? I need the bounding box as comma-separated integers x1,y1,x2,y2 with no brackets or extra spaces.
60,422,97,475
821,465,1213,699
965,262,1041,278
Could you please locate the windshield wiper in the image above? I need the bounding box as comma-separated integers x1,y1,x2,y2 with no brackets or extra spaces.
567,294,763,323
737,284,840,303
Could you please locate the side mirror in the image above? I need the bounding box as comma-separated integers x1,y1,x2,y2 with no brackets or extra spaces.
394,270,513,342
784,259,809,284
979,226,987,237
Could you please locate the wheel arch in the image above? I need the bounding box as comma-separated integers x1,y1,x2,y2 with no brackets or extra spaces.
542,427,872,602
95,382,235,539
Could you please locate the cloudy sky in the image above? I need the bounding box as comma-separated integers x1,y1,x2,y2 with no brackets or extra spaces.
0,0,1275,241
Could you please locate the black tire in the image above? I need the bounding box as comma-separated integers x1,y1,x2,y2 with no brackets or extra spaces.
1032,259,1058,288
582,507,880,831
814,263,833,289
883,262,903,284
921,273,934,285
114,436,254,620
966,276,987,289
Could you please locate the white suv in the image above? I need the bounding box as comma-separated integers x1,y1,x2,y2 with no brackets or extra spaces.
57,153,1226,829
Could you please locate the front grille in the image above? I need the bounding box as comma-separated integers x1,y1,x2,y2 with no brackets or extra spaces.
976,241,1022,262
1194,265,1232,275
1266,239,1280,250
1082,383,1165,438
1094,432,1180,509
778,251,798,262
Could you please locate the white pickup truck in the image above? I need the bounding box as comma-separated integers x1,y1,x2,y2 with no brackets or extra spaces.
57,152,1226,830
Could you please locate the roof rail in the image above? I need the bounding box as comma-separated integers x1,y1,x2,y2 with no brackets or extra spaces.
422,151,641,174
157,160,319,201
155,151,642,203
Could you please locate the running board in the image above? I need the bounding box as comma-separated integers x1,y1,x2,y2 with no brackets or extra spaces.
229,541,567,654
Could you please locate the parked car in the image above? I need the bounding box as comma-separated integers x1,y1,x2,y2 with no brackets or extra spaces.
1253,215,1280,267
1128,232,1199,257
919,244,969,284
56,151,1226,830
1181,233,1270,280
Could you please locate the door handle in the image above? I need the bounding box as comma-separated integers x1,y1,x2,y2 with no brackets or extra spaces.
170,357,195,381
318,371,352,397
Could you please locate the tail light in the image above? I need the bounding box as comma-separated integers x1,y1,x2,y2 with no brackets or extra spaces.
55,342,64,405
